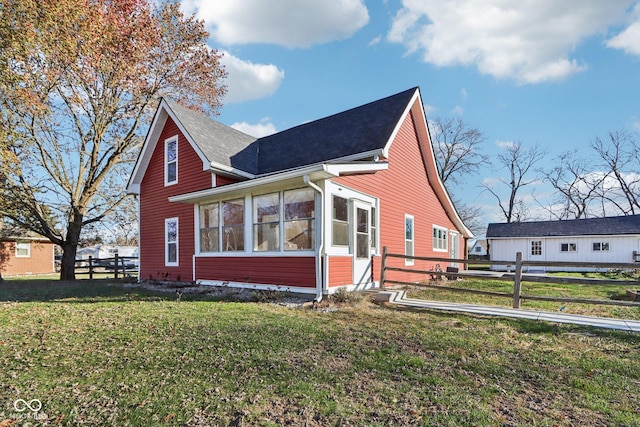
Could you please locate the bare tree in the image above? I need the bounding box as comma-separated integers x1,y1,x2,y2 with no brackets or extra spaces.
591,130,640,215
538,150,606,219
0,0,226,279
430,117,490,186
483,142,547,223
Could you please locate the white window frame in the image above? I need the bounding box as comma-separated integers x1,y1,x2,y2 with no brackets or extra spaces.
592,241,610,252
165,217,179,266
405,214,414,266
15,241,31,258
531,240,542,256
432,225,448,252
560,242,577,253
164,136,178,186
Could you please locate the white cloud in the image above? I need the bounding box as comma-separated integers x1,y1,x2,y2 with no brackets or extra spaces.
451,105,464,116
606,3,640,56
387,0,633,84
231,119,278,137
182,0,369,48
495,140,516,149
368,35,383,47
460,88,468,101
220,51,285,104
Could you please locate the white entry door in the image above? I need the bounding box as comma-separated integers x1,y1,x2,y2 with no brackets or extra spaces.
449,231,460,267
352,201,372,286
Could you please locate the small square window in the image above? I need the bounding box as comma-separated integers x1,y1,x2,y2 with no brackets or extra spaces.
15,242,31,258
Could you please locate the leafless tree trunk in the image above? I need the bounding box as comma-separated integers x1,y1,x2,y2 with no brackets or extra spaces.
483,142,547,223
591,130,640,215
430,117,490,186
538,150,605,219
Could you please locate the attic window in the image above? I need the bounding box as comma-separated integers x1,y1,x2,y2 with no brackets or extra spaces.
165,136,178,186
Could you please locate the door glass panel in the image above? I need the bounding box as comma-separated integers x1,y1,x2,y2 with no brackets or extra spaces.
356,207,369,259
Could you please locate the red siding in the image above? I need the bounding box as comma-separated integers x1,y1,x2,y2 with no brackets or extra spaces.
333,101,463,284
196,256,316,288
139,117,232,282
1,241,55,276
328,256,352,287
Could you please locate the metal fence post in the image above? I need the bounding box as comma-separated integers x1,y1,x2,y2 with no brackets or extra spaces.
513,251,523,309
88,255,93,280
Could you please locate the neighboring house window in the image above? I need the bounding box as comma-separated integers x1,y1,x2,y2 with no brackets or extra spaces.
223,199,245,252
332,195,349,246
284,188,315,251
165,218,178,266
15,241,31,258
560,242,577,252
253,192,280,251
432,225,448,251
165,136,178,185
199,202,220,253
475,246,482,253
592,242,610,252
531,241,542,256
405,215,414,265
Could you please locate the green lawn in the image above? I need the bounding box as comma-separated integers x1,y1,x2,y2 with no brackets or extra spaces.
1,280,639,426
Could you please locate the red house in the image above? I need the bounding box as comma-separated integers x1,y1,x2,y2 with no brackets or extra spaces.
0,230,56,277
127,87,472,299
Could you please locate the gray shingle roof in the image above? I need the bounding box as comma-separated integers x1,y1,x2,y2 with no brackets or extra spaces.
486,215,640,238
164,100,258,172
165,87,418,176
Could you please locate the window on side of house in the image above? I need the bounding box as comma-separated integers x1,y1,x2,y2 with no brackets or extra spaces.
432,225,448,251
370,206,377,253
165,136,178,186
531,240,542,256
15,241,31,258
222,199,245,252
560,242,577,252
592,242,610,252
332,195,349,246
253,192,280,252
165,218,178,266
405,215,414,265
284,188,315,251
475,246,482,253
199,202,220,253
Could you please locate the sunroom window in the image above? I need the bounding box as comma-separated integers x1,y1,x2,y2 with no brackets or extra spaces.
284,188,315,250
253,192,280,251
222,199,245,252
332,195,349,246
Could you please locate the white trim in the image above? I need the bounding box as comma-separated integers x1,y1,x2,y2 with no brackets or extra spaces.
212,173,217,188
169,164,336,204
165,217,179,266
164,135,178,186
197,280,318,295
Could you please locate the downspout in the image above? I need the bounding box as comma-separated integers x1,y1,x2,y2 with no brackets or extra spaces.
303,175,324,302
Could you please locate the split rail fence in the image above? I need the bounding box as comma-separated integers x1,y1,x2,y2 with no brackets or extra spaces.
380,246,640,309
73,253,138,280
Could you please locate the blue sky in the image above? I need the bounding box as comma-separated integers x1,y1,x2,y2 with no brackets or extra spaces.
180,0,640,233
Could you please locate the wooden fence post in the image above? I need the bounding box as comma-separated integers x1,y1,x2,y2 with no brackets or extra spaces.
513,251,523,309
380,246,388,289
88,256,93,280
114,251,119,279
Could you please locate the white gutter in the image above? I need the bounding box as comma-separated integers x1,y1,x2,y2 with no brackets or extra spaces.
303,175,325,303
